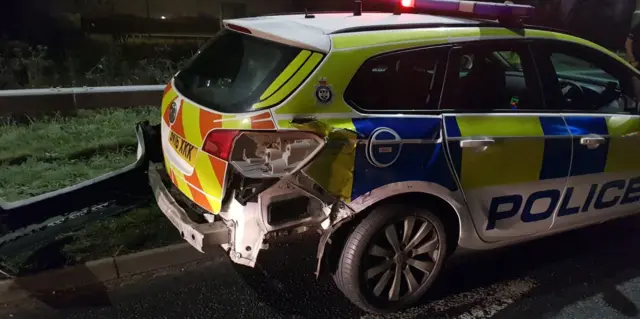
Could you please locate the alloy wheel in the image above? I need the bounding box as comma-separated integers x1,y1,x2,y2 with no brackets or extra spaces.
362,216,441,302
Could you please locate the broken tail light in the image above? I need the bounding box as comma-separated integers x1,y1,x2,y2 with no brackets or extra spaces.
203,130,240,161
227,131,325,179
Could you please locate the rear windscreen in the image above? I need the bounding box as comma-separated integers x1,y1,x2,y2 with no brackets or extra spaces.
174,30,301,113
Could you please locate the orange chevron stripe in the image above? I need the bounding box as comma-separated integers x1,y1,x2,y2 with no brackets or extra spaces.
252,112,271,121
184,167,200,186
208,155,227,187
163,81,173,96
250,112,276,130
187,183,213,212
199,108,222,141
171,100,186,138
184,169,206,197
170,168,176,185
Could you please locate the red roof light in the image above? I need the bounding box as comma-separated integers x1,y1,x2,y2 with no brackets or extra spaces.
397,0,535,19
401,0,415,7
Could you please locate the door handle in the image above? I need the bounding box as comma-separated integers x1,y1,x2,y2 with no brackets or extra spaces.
460,138,495,148
580,135,606,149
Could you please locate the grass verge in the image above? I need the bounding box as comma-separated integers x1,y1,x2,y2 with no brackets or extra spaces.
0,107,157,202
0,106,184,275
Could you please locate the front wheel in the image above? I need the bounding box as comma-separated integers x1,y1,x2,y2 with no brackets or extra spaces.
333,203,448,313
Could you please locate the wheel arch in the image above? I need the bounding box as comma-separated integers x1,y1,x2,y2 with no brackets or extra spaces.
316,182,464,278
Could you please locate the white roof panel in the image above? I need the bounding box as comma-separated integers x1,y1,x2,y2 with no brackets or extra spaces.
223,12,478,52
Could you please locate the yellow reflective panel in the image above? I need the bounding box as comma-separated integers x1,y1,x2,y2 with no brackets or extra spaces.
171,166,194,200
273,51,365,116
605,116,640,173
253,53,324,109
460,138,544,190
193,150,224,201
220,114,253,129
456,115,544,137
259,50,312,102
181,100,204,147
331,27,521,50
302,119,358,201
456,116,545,189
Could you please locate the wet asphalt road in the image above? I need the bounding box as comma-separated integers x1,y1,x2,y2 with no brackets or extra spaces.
5,215,640,319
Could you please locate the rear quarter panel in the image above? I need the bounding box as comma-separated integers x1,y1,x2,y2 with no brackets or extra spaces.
160,81,277,213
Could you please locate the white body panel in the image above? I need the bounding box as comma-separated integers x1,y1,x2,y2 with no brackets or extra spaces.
347,111,640,256
551,171,640,231
223,12,477,52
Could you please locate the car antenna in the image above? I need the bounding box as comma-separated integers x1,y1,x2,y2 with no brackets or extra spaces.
354,0,363,16
304,8,315,19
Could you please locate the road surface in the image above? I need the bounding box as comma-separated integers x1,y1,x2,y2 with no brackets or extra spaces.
4,215,640,319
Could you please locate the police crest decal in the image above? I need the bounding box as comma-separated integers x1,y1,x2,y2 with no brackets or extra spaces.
314,77,333,105
169,101,179,124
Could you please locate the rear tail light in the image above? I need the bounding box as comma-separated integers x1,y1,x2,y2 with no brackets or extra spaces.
227,131,325,179
203,130,240,160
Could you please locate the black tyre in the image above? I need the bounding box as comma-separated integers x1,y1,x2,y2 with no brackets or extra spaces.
333,203,448,313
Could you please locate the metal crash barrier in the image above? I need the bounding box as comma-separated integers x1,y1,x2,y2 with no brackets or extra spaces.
0,122,162,260
0,85,164,118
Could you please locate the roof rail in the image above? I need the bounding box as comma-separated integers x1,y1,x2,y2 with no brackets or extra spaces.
330,20,583,38
330,22,492,35
521,24,581,38
256,10,354,17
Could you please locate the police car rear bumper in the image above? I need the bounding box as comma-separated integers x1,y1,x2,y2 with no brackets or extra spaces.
140,122,230,253
148,164,230,253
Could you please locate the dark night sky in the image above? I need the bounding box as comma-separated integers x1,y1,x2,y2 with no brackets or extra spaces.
0,0,637,50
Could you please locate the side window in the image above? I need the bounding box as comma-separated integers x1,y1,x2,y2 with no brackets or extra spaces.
533,42,640,114
442,43,542,111
344,47,449,112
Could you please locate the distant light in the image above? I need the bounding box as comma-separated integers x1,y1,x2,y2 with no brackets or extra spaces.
161,16,167,20
401,0,415,7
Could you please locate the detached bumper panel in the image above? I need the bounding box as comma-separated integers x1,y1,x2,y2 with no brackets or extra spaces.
148,163,229,252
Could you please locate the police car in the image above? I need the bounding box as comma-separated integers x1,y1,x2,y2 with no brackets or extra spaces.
143,0,640,313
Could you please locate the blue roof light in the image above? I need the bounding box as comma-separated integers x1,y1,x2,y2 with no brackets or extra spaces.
400,0,536,19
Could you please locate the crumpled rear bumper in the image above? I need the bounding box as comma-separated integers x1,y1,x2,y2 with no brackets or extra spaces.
148,163,230,252
139,121,341,268
139,121,230,253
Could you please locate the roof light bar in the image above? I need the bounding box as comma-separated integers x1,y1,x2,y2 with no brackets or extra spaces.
400,0,535,19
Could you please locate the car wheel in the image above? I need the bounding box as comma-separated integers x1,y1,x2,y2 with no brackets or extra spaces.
333,203,448,313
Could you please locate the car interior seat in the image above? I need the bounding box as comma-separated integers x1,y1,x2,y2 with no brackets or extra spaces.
460,53,508,110
395,58,436,110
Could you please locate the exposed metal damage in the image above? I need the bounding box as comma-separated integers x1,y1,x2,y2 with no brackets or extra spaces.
218,119,362,267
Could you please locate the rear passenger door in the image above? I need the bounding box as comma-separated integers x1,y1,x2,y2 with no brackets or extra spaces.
441,41,572,242
343,46,459,201
531,40,640,231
